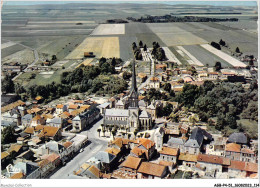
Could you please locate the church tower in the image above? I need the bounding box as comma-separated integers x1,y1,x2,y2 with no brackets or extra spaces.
128,60,140,131
128,60,139,109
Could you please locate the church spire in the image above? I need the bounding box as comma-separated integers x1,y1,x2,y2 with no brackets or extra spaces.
131,60,137,93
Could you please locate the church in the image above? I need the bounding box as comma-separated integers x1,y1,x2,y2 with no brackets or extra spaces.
103,61,152,132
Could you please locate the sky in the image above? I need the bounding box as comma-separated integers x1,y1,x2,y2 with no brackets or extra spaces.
3,1,258,7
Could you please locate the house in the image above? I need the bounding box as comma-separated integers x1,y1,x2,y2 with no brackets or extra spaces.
84,52,95,58
75,163,100,179
37,159,52,178
206,135,226,156
21,114,33,128
167,137,185,153
227,132,247,145
159,147,179,164
5,162,41,179
37,126,62,141
72,108,100,132
197,154,230,178
149,77,160,89
37,141,67,164
130,138,155,161
97,102,111,115
138,73,147,83
184,127,212,155
228,160,258,178
225,143,241,161
31,115,46,127
1,94,19,107
56,104,67,114
178,153,198,168
137,162,168,179
16,150,36,163
1,111,21,126
93,151,117,173
111,156,142,179
154,127,164,151
208,72,219,80
68,104,79,113
46,117,64,128
1,100,25,114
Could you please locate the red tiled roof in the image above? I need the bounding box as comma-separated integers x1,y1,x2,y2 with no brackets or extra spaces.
24,127,34,134
197,154,223,165
159,160,174,166
10,172,24,179
160,147,179,156
227,160,258,172
241,148,255,154
120,156,142,170
46,153,60,162
63,141,73,148
137,162,166,177
137,138,155,150
225,143,241,152
56,104,64,109
69,104,78,109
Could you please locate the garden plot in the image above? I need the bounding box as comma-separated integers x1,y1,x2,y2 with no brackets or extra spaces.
65,37,120,59
162,47,182,65
1,44,25,58
91,24,125,35
177,46,204,66
1,41,16,49
200,44,247,67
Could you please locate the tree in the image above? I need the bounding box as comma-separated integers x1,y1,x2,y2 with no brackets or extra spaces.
112,130,117,140
1,126,16,144
102,129,106,137
52,55,57,61
219,39,226,46
215,62,222,71
236,47,240,53
163,83,171,93
97,129,101,137
101,124,104,131
139,40,143,48
109,126,113,136
132,42,137,50
211,41,221,50
1,75,15,94
143,44,147,51
134,129,138,139
30,73,36,79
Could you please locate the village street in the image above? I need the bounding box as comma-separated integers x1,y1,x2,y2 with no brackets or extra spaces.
49,118,108,179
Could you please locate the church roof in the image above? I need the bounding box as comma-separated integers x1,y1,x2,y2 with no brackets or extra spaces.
105,109,129,117
139,110,151,118
228,133,247,144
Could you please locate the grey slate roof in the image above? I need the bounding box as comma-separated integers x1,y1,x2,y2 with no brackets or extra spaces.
139,110,151,118
104,119,128,126
22,114,33,121
98,102,110,108
13,161,39,176
167,137,184,145
45,141,64,152
184,139,200,148
138,100,146,107
228,133,247,144
105,109,129,117
50,117,62,124
1,120,15,127
190,127,212,146
94,151,116,163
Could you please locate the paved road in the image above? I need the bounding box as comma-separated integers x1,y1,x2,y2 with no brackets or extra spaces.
50,118,108,179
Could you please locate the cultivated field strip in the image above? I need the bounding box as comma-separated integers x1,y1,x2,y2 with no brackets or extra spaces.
91,24,125,35
182,45,231,67
200,44,247,67
177,46,204,66
162,47,182,65
65,37,120,59
28,21,96,24
1,41,16,49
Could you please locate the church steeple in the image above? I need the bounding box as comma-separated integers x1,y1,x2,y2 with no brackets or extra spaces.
129,60,138,109
131,60,137,93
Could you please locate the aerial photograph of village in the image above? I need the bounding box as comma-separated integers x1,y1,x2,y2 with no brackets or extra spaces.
1,0,258,182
